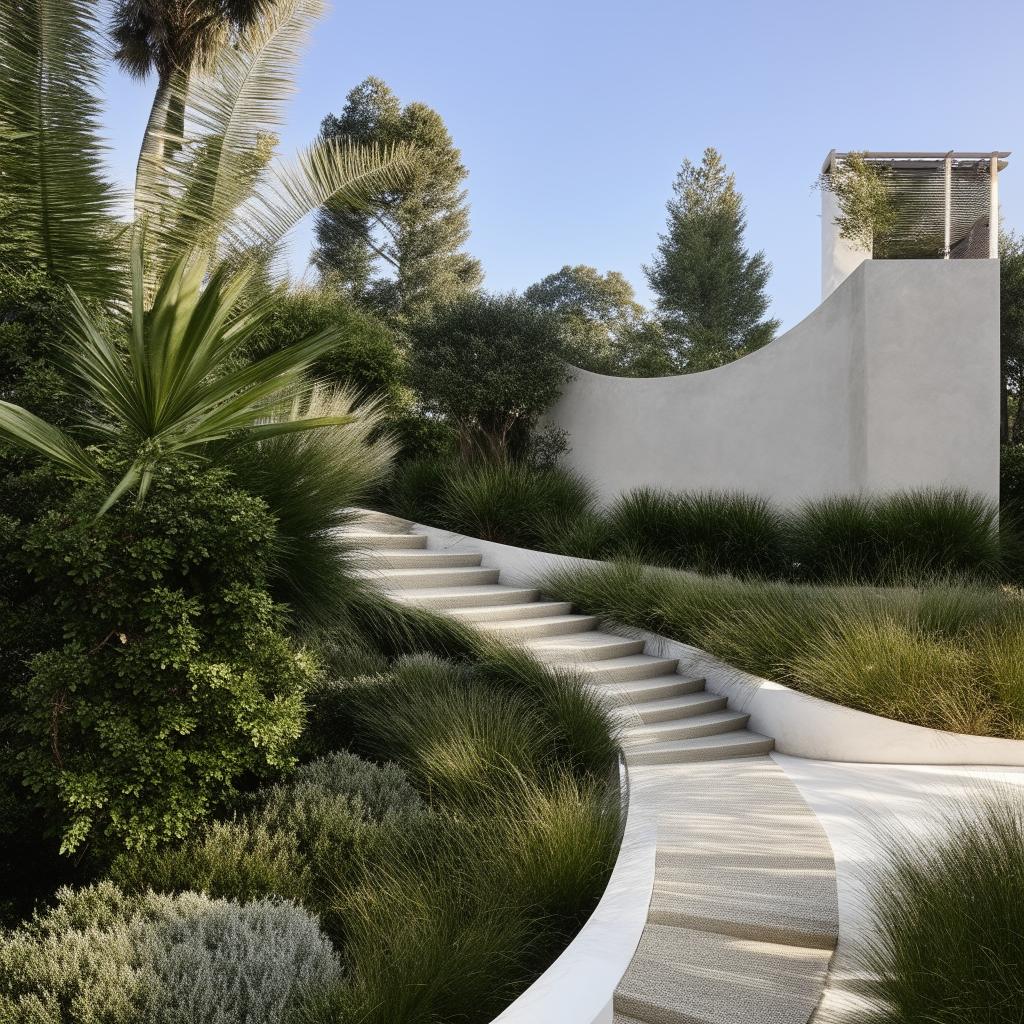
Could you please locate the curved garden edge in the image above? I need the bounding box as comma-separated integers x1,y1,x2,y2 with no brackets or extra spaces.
489,762,657,1024
392,517,1024,767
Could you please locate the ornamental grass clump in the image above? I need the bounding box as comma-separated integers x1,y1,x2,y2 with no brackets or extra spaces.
857,792,1024,1023
438,460,597,549
324,770,621,1024
790,487,1001,583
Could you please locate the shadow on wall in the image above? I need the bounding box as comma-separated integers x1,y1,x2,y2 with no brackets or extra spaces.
546,260,1000,507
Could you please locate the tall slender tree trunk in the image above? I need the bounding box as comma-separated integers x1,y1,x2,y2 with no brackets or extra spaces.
134,68,188,213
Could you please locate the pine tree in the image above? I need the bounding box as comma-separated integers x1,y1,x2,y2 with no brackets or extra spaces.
645,148,779,372
313,77,482,323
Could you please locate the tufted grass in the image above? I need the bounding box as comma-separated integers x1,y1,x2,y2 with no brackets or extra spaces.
857,792,1024,1024
544,560,1024,738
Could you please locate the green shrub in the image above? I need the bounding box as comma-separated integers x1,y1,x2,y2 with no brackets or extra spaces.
9,464,314,854
858,794,1024,1024
0,882,342,1024
112,752,426,942
246,286,405,401
110,819,312,907
604,488,787,576
409,292,572,461
544,561,1024,738
439,461,596,548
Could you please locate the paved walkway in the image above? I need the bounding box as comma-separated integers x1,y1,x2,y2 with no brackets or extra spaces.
349,513,839,1024
773,756,1024,1022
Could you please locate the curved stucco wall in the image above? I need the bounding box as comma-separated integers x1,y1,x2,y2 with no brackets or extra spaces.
547,260,1000,507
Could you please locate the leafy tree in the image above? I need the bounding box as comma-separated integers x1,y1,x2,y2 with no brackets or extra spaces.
646,147,779,372
314,76,482,322
1000,231,1024,443
524,265,675,376
408,292,570,461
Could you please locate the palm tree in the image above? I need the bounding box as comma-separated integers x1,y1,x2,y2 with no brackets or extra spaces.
111,0,270,189
0,0,413,509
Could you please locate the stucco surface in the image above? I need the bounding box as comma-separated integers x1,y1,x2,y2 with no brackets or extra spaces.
547,260,999,506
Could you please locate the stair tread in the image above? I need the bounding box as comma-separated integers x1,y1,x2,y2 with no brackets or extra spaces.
613,691,722,720
482,613,598,631
390,585,540,608
526,630,641,649
615,924,831,1024
626,732,774,765
624,710,750,743
448,600,572,620
363,566,498,579
601,675,707,700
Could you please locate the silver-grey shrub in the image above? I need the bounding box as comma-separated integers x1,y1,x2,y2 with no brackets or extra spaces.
0,882,341,1024
139,891,341,1024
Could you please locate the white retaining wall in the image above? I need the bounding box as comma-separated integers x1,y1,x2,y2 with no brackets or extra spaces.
546,260,1000,507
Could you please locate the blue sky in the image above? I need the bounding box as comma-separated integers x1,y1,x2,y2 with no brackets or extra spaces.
100,0,1024,331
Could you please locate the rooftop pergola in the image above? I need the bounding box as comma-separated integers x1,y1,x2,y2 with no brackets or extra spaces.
821,150,1010,259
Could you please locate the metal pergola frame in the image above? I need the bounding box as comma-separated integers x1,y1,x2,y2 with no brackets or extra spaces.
822,150,1011,259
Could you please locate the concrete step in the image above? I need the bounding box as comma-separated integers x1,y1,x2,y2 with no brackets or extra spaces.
601,674,707,703
365,550,482,569
350,510,415,534
625,731,774,766
342,531,427,549
365,566,500,589
447,600,573,622
481,614,600,639
577,656,682,685
624,710,750,745
526,631,646,663
390,584,540,609
614,690,725,724
614,924,831,1024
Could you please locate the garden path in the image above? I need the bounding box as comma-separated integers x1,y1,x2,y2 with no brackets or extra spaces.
348,512,839,1024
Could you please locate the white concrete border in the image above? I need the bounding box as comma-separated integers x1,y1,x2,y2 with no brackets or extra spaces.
489,762,657,1024
412,524,1024,767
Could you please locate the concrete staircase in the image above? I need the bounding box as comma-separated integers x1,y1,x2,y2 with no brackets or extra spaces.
346,513,838,1024
347,514,774,767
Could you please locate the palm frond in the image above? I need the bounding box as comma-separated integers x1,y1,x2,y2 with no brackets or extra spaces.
227,139,416,256
0,0,124,301
0,401,101,482
135,0,324,271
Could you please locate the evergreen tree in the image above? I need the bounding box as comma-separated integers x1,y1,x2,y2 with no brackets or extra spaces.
645,147,779,372
314,77,482,323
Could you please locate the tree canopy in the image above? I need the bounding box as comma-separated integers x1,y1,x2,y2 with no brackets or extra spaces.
524,265,676,376
314,76,482,324
646,147,779,372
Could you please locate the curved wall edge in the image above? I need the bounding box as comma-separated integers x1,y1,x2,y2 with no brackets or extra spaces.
546,260,1000,507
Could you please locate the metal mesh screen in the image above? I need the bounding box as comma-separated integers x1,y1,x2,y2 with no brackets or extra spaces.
873,163,992,259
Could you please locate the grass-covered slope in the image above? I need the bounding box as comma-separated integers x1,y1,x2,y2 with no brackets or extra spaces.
544,561,1024,738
